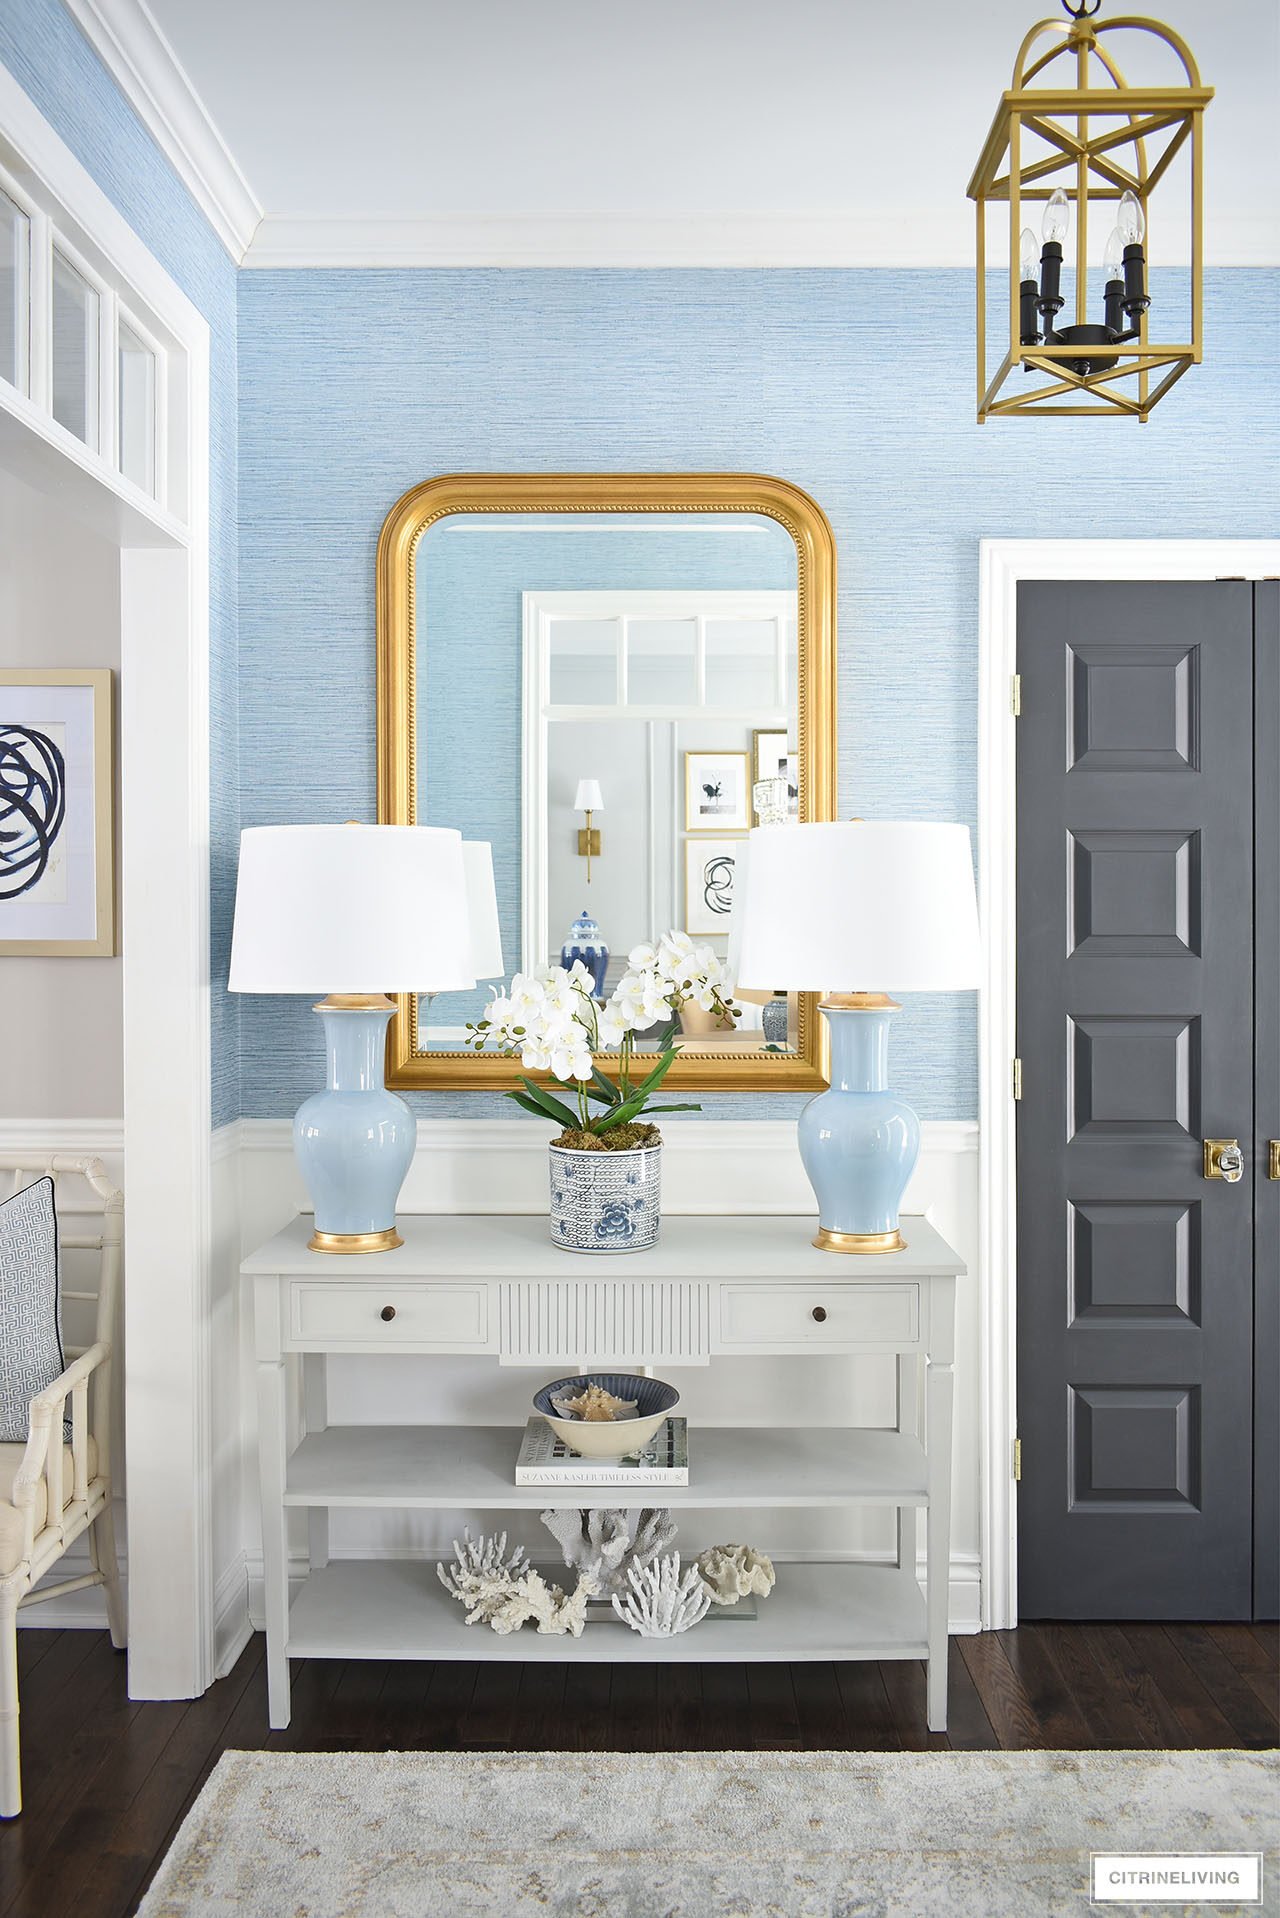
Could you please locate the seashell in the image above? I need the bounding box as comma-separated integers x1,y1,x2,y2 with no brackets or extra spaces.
551,1382,639,1422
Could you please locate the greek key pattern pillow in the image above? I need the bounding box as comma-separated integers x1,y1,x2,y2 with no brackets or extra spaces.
0,1178,64,1443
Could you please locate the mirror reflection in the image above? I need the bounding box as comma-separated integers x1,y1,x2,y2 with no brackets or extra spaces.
415,512,800,1053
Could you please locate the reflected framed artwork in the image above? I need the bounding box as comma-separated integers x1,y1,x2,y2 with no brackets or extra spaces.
752,728,798,822
0,669,114,956
684,751,750,833
685,835,743,936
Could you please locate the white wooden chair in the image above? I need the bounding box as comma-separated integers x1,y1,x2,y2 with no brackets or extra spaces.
0,1154,125,1817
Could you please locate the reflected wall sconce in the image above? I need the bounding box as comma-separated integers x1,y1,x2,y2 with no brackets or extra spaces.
969,0,1212,421
575,779,603,881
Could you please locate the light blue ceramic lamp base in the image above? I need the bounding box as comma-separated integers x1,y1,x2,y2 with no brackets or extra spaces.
293,1000,416,1253
798,1002,920,1254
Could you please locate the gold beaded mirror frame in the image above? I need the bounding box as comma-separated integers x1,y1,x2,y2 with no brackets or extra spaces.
376,473,837,1091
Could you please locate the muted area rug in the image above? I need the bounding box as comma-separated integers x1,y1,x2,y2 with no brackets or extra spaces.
137,1748,1276,1917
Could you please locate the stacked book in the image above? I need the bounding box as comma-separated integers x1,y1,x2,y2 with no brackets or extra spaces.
515,1416,688,1486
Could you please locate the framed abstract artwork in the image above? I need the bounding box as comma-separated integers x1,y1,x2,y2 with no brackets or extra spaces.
684,750,750,833
0,669,115,955
684,835,744,936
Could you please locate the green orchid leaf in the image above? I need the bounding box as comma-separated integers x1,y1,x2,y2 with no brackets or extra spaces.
590,1065,622,1106
512,1079,580,1129
505,1091,565,1123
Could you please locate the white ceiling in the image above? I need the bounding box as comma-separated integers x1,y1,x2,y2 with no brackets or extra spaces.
112,0,1280,263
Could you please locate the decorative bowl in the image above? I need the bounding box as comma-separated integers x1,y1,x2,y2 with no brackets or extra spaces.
532,1372,680,1459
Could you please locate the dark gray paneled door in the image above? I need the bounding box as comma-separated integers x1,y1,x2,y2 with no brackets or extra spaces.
1016,580,1265,1620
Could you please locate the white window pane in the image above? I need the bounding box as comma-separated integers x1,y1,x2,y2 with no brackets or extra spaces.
548,618,619,704
0,189,29,392
626,619,696,705
705,618,779,707
118,318,156,494
51,251,99,449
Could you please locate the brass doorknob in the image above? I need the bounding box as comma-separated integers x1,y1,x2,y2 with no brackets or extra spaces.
380,1305,397,1321
1203,1139,1244,1183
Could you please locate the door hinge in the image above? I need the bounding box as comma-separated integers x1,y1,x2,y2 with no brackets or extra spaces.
1012,1057,1023,1100
1013,1438,1022,1482
1010,673,1022,716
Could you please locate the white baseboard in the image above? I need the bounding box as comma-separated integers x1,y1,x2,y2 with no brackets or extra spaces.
213,1552,252,1678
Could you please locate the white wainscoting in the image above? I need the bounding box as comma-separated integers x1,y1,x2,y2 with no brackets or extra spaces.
232,1116,983,1637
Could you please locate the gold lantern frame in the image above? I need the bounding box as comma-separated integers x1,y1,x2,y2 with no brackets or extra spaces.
968,5,1212,420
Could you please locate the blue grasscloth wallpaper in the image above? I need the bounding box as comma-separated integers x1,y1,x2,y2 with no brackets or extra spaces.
0,0,241,1127
237,266,1280,1120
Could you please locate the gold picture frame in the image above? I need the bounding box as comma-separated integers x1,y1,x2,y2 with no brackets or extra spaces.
684,750,751,834
0,668,115,956
376,472,837,1092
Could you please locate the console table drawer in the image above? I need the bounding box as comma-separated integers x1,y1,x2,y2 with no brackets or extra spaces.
718,1283,920,1350
288,1283,488,1349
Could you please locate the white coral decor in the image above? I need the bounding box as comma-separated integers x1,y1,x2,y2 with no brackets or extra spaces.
695,1543,776,1605
610,1551,712,1638
436,1530,598,1636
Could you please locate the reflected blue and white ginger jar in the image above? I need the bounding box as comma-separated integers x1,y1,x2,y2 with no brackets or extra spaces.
560,907,609,997
548,1142,662,1254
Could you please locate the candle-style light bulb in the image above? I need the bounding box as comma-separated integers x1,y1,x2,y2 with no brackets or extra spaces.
1117,190,1145,246
1042,188,1071,244
1020,227,1039,280
1103,227,1125,279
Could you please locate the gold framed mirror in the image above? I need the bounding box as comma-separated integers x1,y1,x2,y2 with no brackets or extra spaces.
377,472,836,1090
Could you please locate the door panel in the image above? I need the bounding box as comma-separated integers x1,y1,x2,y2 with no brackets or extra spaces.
1016,581,1254,1619
1253,582,1279,1620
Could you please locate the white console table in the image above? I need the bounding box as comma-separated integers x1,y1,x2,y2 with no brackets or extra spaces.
243,1212,964,1731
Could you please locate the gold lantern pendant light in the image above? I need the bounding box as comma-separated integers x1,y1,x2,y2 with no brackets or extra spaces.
969,0,1212,420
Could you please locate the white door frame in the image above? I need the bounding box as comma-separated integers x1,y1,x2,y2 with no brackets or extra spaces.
978,536,1280,1631
0,70,216,1694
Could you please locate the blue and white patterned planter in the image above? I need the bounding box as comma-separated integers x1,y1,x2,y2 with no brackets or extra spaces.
548,1142,662,1255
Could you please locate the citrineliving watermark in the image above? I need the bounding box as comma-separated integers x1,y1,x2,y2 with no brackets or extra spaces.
1090,1853,1263,1905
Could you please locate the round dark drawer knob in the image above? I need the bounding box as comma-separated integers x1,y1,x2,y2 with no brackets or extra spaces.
811,1305,828,1323
380,1305,397,1322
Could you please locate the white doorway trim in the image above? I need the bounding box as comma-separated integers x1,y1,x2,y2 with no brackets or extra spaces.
0,68,216,1694
977,536,1280,1631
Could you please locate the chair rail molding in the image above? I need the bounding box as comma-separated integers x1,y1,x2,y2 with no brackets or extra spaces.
60,0,262,260
977,535,1280,1634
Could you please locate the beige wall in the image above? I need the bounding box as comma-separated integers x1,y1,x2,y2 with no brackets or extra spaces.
1,469,122,1118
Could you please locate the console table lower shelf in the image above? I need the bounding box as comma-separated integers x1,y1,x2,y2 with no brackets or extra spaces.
284,1558,928,1664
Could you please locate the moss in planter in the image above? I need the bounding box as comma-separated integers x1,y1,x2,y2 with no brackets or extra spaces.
550,1121,662,1153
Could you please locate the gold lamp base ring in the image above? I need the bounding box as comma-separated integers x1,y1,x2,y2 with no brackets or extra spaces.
308,1226,404,1255
813,1226,906,1255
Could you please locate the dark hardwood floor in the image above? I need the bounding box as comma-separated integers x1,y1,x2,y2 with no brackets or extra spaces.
2,1622,1275,1918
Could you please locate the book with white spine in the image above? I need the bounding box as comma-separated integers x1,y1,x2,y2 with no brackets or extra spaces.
515,1416,689,1486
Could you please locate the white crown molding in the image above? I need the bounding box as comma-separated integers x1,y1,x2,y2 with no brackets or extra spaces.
61,0,262,261
241,209,1278,271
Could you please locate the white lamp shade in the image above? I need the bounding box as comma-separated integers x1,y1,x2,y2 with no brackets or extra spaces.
574,779,604,813
735,821,981,993
228,824,476,994
463,841,505,981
